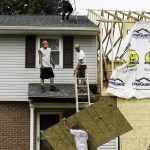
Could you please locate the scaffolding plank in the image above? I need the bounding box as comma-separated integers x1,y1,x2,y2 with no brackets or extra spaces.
42,97,132,150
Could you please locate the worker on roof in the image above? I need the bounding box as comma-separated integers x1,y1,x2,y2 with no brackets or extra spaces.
38,40,59,92
58,0,73,21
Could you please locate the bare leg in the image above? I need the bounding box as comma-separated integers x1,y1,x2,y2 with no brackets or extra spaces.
81,79,85,85
50,78,54,86
40,79,45,92
49,78,59,91
41,79,44,86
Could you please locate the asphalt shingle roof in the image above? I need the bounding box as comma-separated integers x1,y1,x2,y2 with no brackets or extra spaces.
28,83,96,100
0,15,98,28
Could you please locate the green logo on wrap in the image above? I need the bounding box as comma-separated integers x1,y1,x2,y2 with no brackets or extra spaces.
145,52,150,64
128,50,139,67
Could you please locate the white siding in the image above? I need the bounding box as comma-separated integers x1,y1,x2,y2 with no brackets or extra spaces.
0,35,97,101
74,35,97,84
0,35,116,150
97,139,118,150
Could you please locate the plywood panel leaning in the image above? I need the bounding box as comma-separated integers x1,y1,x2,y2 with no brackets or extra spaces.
43,97,132,150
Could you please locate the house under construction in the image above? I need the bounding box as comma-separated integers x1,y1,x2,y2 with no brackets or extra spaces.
39,10,150,150
0,9,150,150
87,9,150,150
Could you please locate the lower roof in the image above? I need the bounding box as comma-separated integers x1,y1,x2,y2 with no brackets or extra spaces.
28,83,96,100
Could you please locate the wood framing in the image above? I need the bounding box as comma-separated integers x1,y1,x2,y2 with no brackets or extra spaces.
87,9,150,94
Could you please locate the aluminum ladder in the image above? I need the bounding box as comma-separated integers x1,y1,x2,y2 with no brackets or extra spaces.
74,73,91,112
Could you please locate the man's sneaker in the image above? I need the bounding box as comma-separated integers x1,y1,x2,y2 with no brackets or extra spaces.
50,85,59,91
41,86,45,93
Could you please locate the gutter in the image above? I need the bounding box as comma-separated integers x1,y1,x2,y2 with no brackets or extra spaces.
0,26,99,35
29,103,35,150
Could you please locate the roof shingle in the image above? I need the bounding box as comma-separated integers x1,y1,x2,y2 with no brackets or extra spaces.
0,15,98,28
28,83,96,100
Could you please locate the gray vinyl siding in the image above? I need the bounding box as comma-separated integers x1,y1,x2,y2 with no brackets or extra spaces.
0,35,117,150
73,35,97,83
97,139,118,150
0,35,97,101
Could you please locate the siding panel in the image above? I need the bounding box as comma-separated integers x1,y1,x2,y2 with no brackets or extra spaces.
73,35,97,84
0,35,117,150
0,35,97,101
97,139,118,150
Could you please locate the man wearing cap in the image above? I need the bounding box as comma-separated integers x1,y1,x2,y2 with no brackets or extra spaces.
74,44,87,79
38,40,58,92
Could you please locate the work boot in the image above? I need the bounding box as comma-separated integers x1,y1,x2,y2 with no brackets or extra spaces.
49,85,59,91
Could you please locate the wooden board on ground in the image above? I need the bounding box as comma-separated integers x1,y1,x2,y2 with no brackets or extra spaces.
43,97,132,150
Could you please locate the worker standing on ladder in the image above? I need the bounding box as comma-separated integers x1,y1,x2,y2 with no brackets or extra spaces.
74,44,90,112
74,44,87,84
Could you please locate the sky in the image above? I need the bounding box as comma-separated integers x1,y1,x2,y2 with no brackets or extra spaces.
73,0,150,15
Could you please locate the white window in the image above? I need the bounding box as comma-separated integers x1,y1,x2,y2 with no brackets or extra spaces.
36,36,63,68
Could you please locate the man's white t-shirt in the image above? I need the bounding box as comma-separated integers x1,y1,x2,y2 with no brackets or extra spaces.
77,50,86,65
40,47,52,68
70,129,88,150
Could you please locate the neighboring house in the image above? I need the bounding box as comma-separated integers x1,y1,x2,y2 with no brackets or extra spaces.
0,15,99,150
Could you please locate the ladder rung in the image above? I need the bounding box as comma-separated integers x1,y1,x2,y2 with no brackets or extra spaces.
78,93,88,96
78,102,90,104
75,73,90,112
76,78,87,80
77,85,87,88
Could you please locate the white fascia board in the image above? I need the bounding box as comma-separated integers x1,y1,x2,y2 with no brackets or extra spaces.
0,26,99,35
0,26,99,31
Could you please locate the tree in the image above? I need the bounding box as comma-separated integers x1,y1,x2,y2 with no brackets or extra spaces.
0,0,60,15
27,0,60,15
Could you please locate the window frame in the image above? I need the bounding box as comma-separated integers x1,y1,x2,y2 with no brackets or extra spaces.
36,36,63,68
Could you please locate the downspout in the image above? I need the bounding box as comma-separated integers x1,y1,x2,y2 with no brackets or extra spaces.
30,102,35,150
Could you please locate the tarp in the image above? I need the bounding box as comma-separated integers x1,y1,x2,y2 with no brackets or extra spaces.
107,22,150,99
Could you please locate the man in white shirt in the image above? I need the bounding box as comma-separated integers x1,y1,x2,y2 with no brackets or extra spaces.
74,43,87,88
38,40,58,92
63,118,89,150
74,44,87,78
